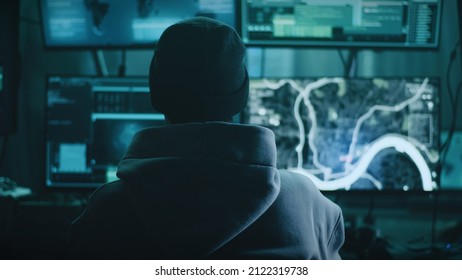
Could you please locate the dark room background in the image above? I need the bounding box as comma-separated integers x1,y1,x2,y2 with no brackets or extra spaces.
1,0,461,259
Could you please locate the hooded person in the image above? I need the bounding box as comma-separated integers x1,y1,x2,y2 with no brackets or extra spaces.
68,17,344,259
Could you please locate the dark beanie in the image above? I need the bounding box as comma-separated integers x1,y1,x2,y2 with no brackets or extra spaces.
149,17,249,122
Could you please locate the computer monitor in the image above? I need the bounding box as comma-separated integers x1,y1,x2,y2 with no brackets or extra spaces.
243,77,440,191
39,0,237,48
45,76,165,188
240,0,442,48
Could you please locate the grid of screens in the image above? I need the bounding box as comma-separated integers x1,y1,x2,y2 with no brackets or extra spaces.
40,0,236,48
243,77,440,191
240,0,442,48
45,76,165,188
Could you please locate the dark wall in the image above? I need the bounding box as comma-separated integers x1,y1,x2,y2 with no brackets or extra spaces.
0,0,20,135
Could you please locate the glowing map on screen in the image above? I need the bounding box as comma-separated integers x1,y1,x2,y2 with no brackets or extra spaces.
244,77,439,191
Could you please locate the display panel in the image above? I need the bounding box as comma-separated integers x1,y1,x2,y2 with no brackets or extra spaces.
45,76,165,188
240,0,442,48
243,77,440,191
40,0,236,48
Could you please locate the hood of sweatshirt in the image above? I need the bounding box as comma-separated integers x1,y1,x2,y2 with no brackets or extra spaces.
117,122,280,259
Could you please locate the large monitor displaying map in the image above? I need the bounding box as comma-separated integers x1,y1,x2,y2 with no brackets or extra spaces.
39,0,236,48
243,77,440,191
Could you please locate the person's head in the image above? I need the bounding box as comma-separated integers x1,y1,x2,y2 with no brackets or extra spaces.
149,17,249,124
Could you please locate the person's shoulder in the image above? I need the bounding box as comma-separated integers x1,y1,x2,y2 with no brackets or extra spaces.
278,169,341,212
278,169,321,195
71,180,138,236
278,169,344,252
82,180,129,216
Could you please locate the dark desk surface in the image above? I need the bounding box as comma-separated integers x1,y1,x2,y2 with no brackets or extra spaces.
0,191,89,259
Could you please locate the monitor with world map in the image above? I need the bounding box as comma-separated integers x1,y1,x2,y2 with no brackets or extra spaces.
243,77,440,191
39,0,236,48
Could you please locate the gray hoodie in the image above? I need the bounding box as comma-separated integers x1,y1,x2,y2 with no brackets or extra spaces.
69,122,344,259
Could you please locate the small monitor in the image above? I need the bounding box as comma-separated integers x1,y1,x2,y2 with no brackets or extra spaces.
243,77,440,191
240,0,442,48
40,0,236,48
45,76,165,188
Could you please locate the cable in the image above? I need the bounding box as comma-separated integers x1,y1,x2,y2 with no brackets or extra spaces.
260,48,266,78
441,82,462,167
118,49,127,77
439,40,462,192
338,49,358,78
440,40,460,153
430,192,439,254
348,50,358,78
93,50,109,77
337,49,347,73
